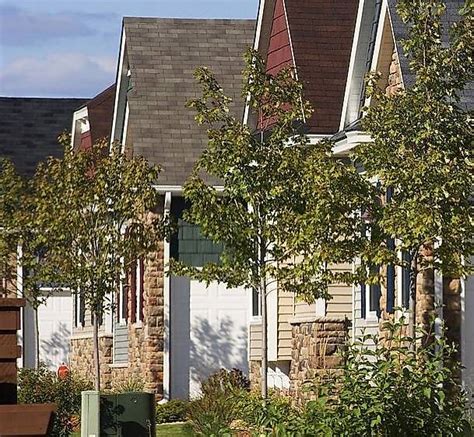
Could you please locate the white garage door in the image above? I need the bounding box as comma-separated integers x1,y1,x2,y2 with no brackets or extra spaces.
23,290,73,370
170,276,248,399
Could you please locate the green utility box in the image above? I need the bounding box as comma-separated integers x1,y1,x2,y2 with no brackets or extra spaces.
100,392,155,437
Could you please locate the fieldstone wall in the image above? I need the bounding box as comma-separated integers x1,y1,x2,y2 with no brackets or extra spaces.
289,317,348,402
249,360,261,391
443,277,462,360
69,242,165,395
386,49,403,96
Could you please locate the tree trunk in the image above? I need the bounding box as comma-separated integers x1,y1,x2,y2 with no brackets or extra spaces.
34,306,40,369
260,279,268,399
92,311,101,391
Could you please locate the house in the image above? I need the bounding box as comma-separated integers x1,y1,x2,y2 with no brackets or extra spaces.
245,0,360,390
248,0,474,399
0,96,88,369
69,17,255,399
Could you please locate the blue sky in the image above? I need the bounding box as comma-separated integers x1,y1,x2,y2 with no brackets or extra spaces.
0,0,258,98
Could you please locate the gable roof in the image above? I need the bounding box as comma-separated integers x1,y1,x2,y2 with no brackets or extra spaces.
255,0,359,135
121,18,255,186
0,97,88,176
387,0,474,110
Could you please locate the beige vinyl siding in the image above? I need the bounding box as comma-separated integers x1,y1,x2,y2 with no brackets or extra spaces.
326,263,353,320
277,290,293,360
248,263,355,361
249,322,262,360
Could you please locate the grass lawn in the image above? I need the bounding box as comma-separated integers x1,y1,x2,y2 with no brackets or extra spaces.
156,422,194,436
72,422,193,436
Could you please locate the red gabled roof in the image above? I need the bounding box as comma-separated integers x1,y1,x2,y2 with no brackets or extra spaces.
258,0,359,135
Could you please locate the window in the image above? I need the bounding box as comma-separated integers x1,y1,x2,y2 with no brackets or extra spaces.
369,265,381,317
252,288,261,317
401,251,411,309
128,258,144,324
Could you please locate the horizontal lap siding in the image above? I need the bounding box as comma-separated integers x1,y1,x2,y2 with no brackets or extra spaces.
326,263,353,319
266,0,293,75
277,290,293,360
249,323,262,360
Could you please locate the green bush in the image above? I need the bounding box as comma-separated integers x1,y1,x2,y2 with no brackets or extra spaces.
18,364,92,437
189,319,472,436
303,316,472,436
188,368,249,436
156,399,189,424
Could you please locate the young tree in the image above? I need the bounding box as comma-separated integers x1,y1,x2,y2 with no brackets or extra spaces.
0,159,55,367
0,158,24,297
33,138,164,389
171,49,376,397
356,0,473,330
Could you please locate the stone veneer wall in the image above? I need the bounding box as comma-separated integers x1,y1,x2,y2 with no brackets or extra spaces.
70,242,165,395
386,49,403,96
289,317,348,402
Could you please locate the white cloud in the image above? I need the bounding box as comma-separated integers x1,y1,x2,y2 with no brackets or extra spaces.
0,4,114,45
0,53,116,98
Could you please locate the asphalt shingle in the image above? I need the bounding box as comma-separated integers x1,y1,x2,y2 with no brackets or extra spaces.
123,18,255,186
0,97,88,176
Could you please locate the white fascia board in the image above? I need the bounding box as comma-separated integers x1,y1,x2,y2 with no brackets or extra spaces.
307,134,331,144
121,102,130,152
364,0,388,109
339,0,366,132
244,0,266,126
110,26,127,146
254,0,266,51
332,131,372,156
152,185,224,194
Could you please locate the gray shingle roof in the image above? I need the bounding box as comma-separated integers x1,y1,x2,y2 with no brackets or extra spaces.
123,18,255,186
0,97,88,176
387,0,473,109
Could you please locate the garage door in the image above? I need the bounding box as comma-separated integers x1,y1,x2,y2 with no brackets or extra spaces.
464,268,474,399
170,276,248,399
23,290,73,370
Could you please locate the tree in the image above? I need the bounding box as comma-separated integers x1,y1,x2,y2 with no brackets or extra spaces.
33,138,164,389
356,0,473,331
0,158,24,297
171,49,376,397
0,158,56,367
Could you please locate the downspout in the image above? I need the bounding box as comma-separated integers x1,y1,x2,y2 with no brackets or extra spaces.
161,192,172,401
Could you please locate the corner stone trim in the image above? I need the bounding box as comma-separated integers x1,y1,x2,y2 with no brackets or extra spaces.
289,317,348,402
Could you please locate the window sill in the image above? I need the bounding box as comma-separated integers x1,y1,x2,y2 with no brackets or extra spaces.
109,362,128,368
249,316,262,325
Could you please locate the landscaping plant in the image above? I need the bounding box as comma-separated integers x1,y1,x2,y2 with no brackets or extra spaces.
18,364,92,437
156,399,189,424
303,317,472,436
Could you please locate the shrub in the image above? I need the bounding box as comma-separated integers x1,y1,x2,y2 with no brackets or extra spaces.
18,364,92,437
110,375,145,393
188,368,249,436
304,316,472,436
156,399,189,424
